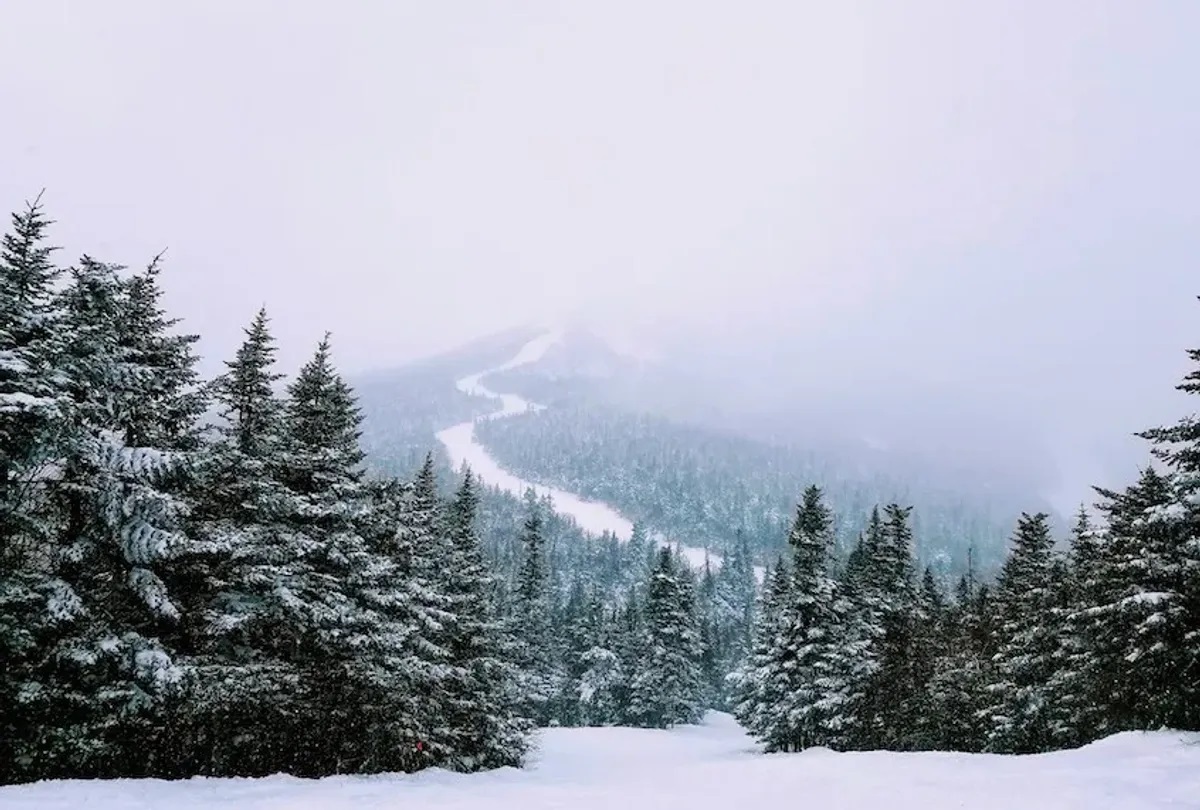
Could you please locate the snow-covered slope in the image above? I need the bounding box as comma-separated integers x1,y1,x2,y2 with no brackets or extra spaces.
5,714,1196,809
437,330,734,571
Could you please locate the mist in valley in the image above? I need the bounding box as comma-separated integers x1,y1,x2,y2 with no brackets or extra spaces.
3,1,1199,515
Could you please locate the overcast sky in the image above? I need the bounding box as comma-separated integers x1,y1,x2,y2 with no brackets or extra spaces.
2,1,1199,506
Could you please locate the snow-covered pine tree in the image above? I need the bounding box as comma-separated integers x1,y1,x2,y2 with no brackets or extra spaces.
0,197,83,783
923,566,992,752
627,546,705,728
1076,468,1193,734
270,334,389,775
178,307,302,776
857,503,922,750
347,463,456,775
443,469,529,768
381,453,464,766
836,508,886,749
37,256,204,777
729,558,791,741
609,587,646,723
624,520,653,586
0,194,65,550
1044,505,1110,747
708,530,758,706
511,495,564,725
559,577,603,726
984,512,1061,753
1133,323,1200,731
109,256,208,774
696,556,724,708
769,485,854,750
574,595,626,726
904,566,947,749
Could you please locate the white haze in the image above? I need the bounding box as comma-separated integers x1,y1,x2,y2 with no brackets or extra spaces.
2,1,1198,511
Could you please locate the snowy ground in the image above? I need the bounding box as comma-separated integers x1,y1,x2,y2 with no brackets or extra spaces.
436,330,736,572
5,713,1197,809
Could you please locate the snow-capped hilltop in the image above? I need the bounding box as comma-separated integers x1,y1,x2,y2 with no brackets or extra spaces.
501,326,644,382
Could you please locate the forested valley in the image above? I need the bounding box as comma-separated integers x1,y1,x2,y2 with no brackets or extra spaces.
473,393,1033,574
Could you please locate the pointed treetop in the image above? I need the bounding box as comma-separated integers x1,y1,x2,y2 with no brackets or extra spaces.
1,192,61,317
415,450,439,494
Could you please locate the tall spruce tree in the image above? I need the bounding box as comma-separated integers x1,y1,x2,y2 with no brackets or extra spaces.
34,256,204,777
760,487,852,750
443,469,528,768
0,194,65,549
1045,505,1110,747
512,495,563,724
0,198,80,781
845,504,921,749
1134,321,1200,730
1080,469,1193,733
268,334,386,774
984,512,1060,753
627,546,705,728
923,568,992,751
730,559,791,741
178,308,299,776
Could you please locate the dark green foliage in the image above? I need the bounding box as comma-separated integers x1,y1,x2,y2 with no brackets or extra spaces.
626,547,705,728
0,203,531,784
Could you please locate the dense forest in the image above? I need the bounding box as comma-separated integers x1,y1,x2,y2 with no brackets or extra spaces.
2,197,1197,787
0,200,748,783
473,396,1030,574
732,462,1200,752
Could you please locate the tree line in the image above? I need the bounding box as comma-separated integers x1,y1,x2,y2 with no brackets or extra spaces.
733,354,1200,752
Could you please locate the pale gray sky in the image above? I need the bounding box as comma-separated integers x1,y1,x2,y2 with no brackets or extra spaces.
2,1,1198,508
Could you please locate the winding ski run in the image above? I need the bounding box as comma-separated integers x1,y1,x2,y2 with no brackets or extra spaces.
436,330,719,571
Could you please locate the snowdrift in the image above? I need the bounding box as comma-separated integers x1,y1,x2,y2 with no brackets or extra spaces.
4,713,1197,809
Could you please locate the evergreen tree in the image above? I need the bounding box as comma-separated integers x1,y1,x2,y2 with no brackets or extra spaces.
176,308,297,776
1045,505,1109,747
34,256,204,777
906,567,947,748
577,639,625,725
741,487,853,751
512,495,563,724
559,578,602,725
868,504,921,748
696,556,725,707
1133,324,1200,730
265,334,389,774
1075,469,1194,734
0,197,80,781
730,559,791,741
923,567,992,751
984,512,1060,753
627,546,705,727
0,193,65,548
442,469,528,768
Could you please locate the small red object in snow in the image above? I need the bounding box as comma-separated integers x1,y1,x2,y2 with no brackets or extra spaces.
416,741,424,752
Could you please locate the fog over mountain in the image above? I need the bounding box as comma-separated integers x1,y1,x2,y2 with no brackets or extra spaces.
3,1,1199,511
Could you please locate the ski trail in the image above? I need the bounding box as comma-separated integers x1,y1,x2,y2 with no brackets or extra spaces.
436,330,739,574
